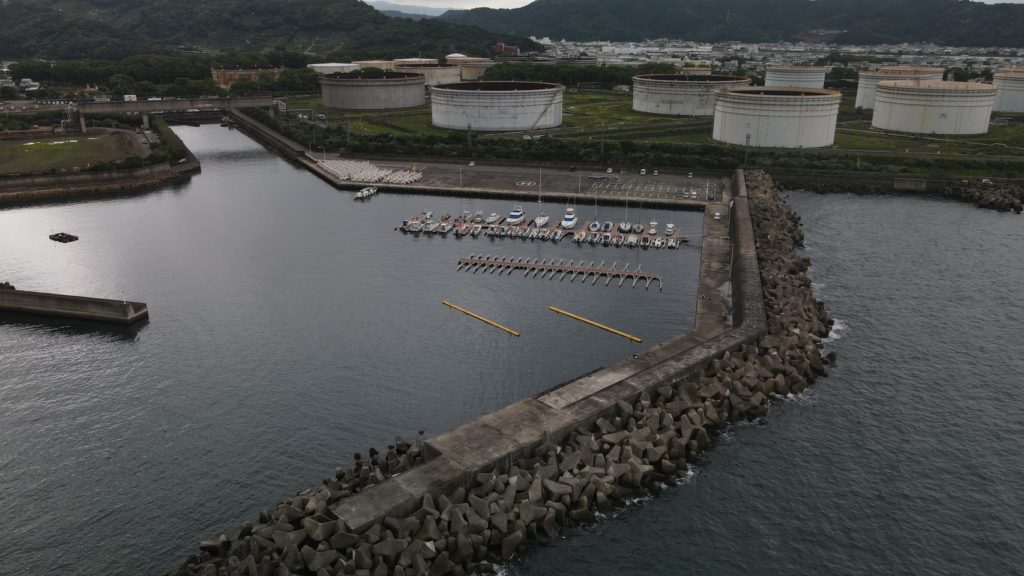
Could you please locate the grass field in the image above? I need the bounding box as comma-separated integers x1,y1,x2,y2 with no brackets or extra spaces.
0,132,136,175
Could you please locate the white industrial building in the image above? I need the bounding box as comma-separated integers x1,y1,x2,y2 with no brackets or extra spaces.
632,74,750,116
320,72,426,110
993,70,1024,113
713,87,841,148
764,65,828,89
872,80,996,135
855,67,945,109
431,81,564,131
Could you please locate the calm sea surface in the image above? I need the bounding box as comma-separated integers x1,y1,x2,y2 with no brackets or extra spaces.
516,191,1024,575
0,126,702,575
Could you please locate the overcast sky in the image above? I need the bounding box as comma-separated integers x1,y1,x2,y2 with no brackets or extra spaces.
383,0,1024,9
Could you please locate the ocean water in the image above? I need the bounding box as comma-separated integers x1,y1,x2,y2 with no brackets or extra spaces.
0,126,702,575
514,191,1024,575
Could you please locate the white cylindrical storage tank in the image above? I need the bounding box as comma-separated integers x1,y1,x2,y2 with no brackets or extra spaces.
765,65,828,89
391,64,461,87
353,60,392,71
431,81,564,131
320,72,426,110
307,63,359,75
446,55,496,80
713,87,841,148
393,57,439,67
993,70,1024,113
855,67,945,109
632,74,751,116
872,80,996,135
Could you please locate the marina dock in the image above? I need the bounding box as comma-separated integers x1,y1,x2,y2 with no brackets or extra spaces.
457,254,663,289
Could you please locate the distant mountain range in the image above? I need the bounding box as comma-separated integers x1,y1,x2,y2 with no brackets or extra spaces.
440,0,1024,47
0,0,536,59
369,0,448,18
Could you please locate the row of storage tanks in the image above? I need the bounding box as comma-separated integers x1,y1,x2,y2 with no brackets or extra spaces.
317,61,1024,145
635,65,1024,148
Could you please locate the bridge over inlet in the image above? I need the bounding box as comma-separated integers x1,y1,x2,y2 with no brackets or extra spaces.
76,95,274,131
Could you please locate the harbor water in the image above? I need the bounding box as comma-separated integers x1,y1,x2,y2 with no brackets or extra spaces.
0,126,702,575
514,191,1024,575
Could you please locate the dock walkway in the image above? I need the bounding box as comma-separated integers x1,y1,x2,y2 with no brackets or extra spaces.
457,254,663,289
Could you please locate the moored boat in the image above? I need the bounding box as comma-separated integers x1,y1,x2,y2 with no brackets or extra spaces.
560,207,578,229
507,205,526,226
533,211,550,228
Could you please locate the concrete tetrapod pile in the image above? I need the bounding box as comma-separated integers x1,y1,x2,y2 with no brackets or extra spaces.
169,171,833,576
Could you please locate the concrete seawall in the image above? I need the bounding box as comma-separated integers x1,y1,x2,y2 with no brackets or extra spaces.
0,287,148,324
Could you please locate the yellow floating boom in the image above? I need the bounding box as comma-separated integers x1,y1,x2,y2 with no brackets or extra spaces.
548,306,642,343
443,300,520,337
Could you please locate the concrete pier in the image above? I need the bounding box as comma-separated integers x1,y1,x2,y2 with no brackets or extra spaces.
0,286,148,324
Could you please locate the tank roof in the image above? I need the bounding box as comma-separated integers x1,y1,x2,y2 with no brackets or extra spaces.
323,71,423,80
392,63,458,69
861,67,945,76
634,74,749,82
878,80,996,91
726,87,839,97
433,81,562,91
766,65,829,71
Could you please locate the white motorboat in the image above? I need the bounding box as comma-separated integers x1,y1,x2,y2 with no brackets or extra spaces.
507,205,526,226
533,212,550,228
486,212,501,225
588,221,601,233
560,207,578,229
626,234,638,247
633,223,644,234
665,223,676,236
648,221,658,235
653,237,665,249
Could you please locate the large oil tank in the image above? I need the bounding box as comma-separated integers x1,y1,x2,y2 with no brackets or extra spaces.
446,55,496,81
319,72,426,110
713,87,841,148
430,81,564,131
764,65,828,89
855,67,945,109
390,64,461,87
632,74,751,116
872,80,996,135
352,60,392,71
993,70,1024,113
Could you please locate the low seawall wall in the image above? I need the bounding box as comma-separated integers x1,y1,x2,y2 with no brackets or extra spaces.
0,289,148,324
0,162,172,191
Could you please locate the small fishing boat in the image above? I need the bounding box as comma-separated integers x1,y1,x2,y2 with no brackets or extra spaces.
640,235,651,248
471,224,483,237
626,234,638,247
49,232,79,243
573,231,586,243
438,222,453,234
633,223,645,234
533,211,550,228
648,221,658,235
473,211,484,224
486,212,502,225
601,233,612,246
552,229,565,242
665,223,676,236
602,221,613,233
667,238,678,249
539,230,551,241
618,221,632,233
653,237,665,249
406,221,423,234
588,221,601,233
614,236,624,247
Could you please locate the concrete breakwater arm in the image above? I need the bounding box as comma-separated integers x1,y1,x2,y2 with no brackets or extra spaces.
0,286,148,324
168,169,832,576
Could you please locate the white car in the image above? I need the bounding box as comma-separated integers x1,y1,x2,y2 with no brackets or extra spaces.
640,168,647,175
713,212,722,221
606,167,613,173
468,161,475,167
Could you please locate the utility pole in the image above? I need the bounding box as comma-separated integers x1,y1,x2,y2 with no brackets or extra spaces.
745,133,751,165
